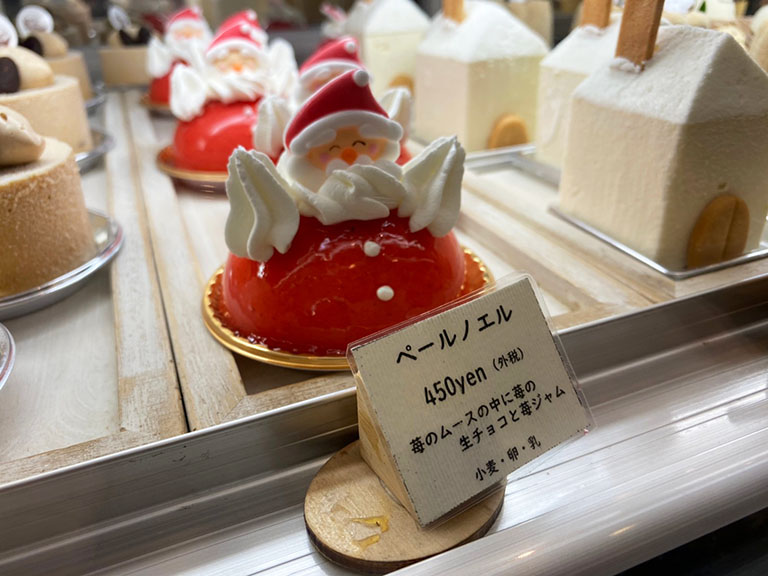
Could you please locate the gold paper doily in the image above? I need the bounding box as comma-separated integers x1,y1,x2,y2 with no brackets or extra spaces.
202,248,493,371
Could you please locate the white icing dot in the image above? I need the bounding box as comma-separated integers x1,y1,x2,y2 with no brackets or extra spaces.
364,241,381,257
377,285,394,301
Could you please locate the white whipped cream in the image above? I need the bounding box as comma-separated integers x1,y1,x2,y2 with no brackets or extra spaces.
379,87,412,137
253,96,291,158
224,137,467,263
398,136,464,236
147,36,172,77
291,162,407,225
224,147,299,262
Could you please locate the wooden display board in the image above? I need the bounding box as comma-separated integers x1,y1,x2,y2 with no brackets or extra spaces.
3,89,767,485
0,94,185,485
130,90,768,433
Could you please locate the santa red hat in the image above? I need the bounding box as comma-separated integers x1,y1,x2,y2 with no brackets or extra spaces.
217,10,267,45
299,37,362,79
206,24,265,60
284,69,403,156
167,7,207,32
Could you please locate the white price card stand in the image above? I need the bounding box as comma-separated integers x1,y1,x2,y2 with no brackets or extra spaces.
304,275,593,574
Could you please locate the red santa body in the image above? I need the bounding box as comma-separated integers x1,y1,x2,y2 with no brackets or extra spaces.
170,22,269,171
147,7,211,106
221,70,469,356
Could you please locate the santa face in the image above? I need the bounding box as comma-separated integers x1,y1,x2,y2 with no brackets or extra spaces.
211,48,261,74
170,22,207,42
306,126,389,173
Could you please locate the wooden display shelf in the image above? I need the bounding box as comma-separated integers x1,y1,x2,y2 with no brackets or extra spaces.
0,94,185,485
129,90,655,432
4,90,767,484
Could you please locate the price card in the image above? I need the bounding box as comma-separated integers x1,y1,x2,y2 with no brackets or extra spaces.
349,275,592,527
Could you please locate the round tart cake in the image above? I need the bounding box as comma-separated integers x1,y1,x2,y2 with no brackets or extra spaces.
15,4,93,100
0,46,92,153
46,51,93,99
0,107,94,297
100,27,151,87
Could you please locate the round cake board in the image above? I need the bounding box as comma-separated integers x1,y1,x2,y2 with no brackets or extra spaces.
304,441,504,574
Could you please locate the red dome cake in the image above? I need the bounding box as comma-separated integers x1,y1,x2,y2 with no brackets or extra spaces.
211,70,474,359
146,7,211,107
223,215,466,355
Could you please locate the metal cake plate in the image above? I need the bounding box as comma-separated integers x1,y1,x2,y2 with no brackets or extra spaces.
2,273,767,576
75,129,115,174
202,248,493,371
0,323,14,393
0,210,123,321
463,144,561,186
551,206,768,280
85,83,106,114
156,146,227,194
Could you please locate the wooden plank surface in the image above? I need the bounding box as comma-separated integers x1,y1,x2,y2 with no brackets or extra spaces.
125,91,247,431
107,94,185,438
143,97,768,432
0,93,186,484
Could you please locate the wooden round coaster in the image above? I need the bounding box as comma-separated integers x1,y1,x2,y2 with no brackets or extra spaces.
304,441,504,574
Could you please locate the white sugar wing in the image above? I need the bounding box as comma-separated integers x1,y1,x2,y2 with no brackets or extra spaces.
147,36,173,77
398,136,465,237
170,64,208,121
380,87,412,137
225,147,299,262
267,38,298,99
252,96,292,158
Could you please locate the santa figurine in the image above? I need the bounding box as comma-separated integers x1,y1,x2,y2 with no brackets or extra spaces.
253,36,413,164
219,69,467,356
169,20,297,172
146,7,212,106
215,9,265,37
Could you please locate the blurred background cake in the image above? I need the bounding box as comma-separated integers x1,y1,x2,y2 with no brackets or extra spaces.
15,5,93,99
99,5,152,86
0,105,94,296
0,37,92,152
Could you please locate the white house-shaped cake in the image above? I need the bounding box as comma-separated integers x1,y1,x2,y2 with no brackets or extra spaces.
353,0,431,96
505,0,553,46
535,14,621,168
414,0,548,152
560,25,768,270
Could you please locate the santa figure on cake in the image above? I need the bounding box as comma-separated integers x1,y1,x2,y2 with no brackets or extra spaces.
146,7,212,106
220,69,467,356
253,36,412,164
169,19,297,172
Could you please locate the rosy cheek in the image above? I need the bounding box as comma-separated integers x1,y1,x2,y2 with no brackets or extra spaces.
368,143,379,155
319,153,331,164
